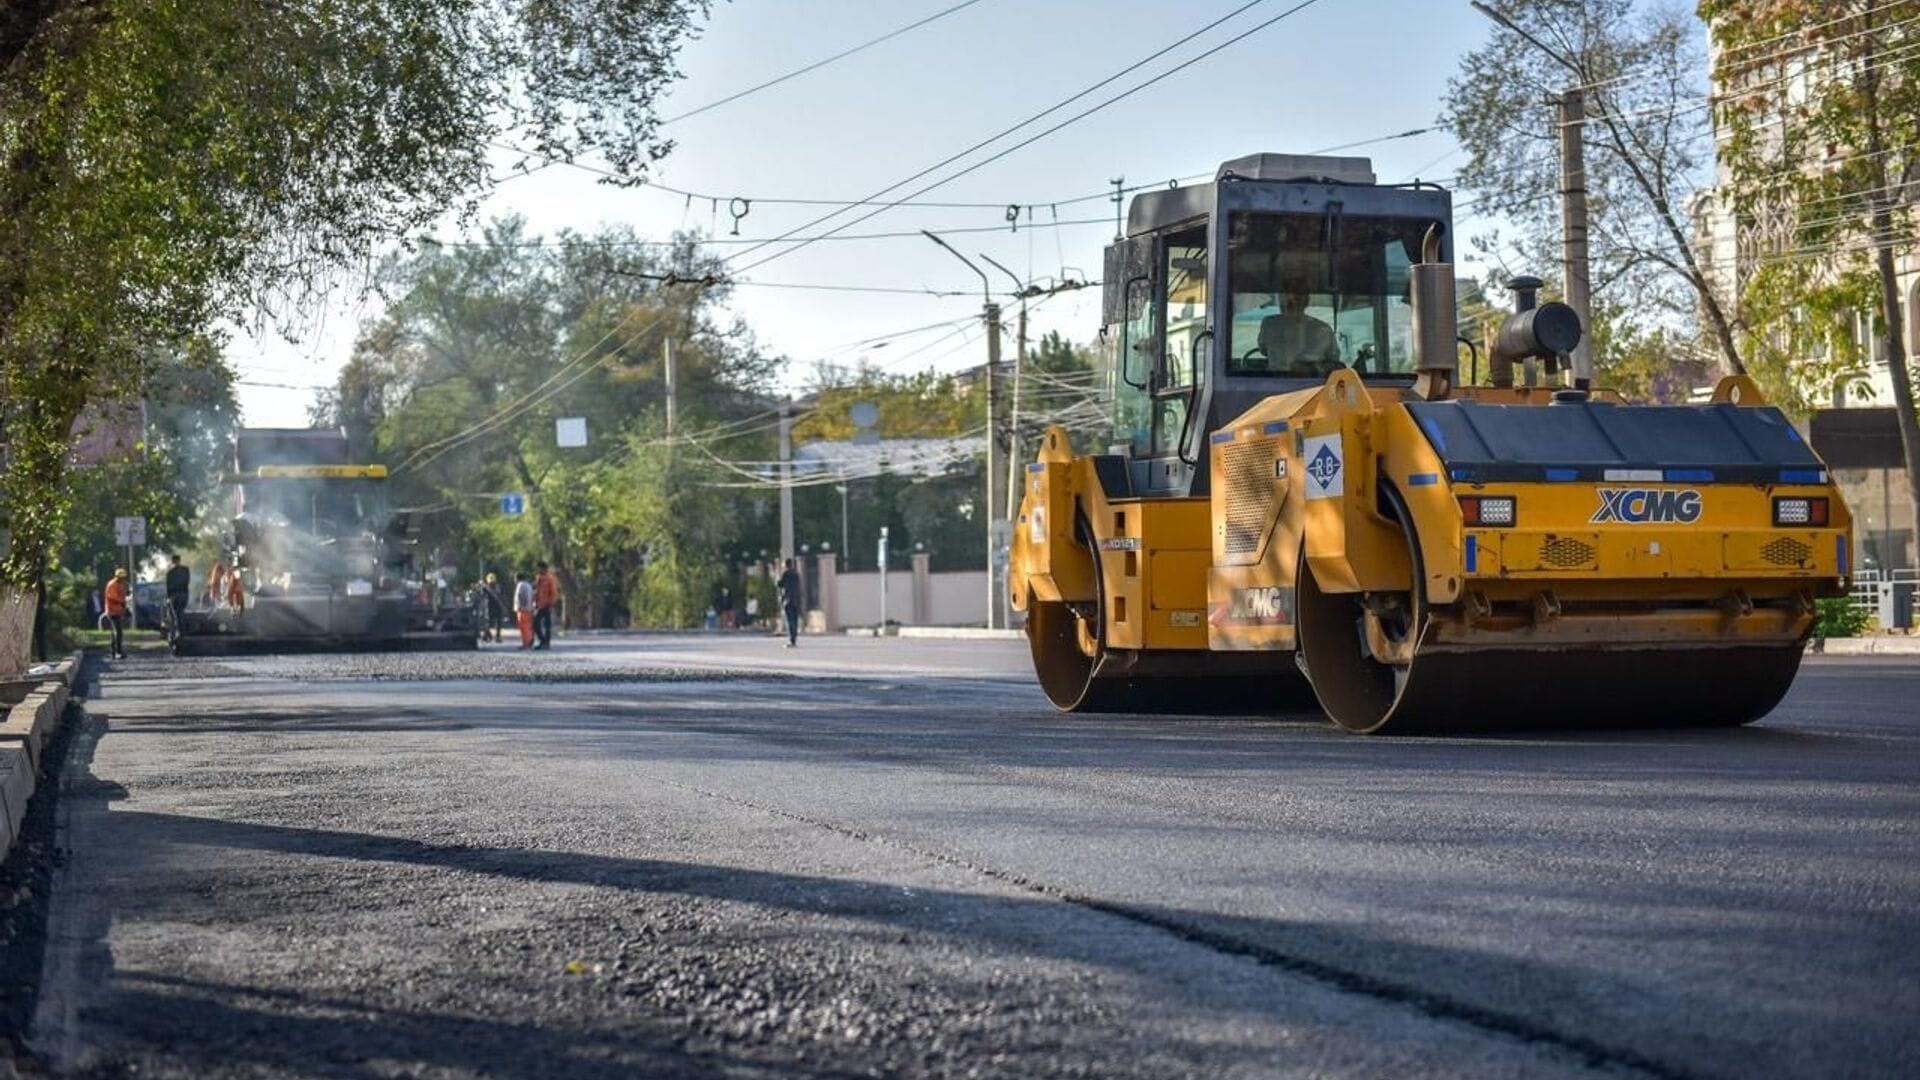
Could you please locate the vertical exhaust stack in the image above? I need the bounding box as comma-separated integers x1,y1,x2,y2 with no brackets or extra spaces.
1410,224,1458,401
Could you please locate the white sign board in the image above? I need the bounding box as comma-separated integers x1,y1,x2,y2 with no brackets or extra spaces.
114,515,147,547
555,417,588,448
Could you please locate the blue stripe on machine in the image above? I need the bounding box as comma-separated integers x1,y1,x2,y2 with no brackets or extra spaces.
1263,420,1289,434
1407,472,1439,487
1779,469,1825,484
1543,468,1578,482
1465,535,1478,574
1026,462,1045,472
1451,467,1473,482
1210,431,1234,444
1838,534,1848,575
1665,469,1714,483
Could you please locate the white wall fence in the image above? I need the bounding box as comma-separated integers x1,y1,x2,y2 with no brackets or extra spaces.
804,552,994,630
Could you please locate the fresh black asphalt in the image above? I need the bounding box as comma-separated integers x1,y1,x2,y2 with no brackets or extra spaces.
14,639,1919,1078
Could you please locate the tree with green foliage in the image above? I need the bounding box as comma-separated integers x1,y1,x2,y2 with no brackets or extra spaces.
1447,0,1743,383
0,0,703,666
58,340,239,580
1701,0,1920,553
315,220,779,627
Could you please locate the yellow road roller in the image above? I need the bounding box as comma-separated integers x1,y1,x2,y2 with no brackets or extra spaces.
1009,153,1852,733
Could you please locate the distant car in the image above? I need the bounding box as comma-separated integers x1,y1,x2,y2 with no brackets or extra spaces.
132,581,170,627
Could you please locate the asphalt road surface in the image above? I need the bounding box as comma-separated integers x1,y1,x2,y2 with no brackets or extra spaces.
23,634,1920,1078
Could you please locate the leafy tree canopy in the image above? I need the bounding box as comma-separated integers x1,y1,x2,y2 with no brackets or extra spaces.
1446,0,1740,383
1,0,705,595
1701,0,1920,550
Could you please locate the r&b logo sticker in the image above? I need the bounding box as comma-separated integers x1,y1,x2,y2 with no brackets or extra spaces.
1302,435,1343,499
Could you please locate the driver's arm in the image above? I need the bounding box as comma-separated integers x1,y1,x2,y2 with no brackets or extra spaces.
1313,321,1340,368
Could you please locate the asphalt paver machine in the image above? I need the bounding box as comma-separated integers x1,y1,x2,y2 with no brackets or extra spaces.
176,428,476,655
1010,153,1852,733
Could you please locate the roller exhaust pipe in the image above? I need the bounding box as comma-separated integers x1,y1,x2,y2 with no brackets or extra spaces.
1410,224,1457,401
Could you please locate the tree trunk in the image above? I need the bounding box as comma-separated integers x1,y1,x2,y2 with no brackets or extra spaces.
1860,21,1919,570
1589,106,1747,376
1872,237,1920,569
0,584,34,676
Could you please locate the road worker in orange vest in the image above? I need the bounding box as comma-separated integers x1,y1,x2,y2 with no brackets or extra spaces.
103,568,131,659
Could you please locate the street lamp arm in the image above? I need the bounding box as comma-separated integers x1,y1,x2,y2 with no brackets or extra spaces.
977,252,1025,295
921,230,992,305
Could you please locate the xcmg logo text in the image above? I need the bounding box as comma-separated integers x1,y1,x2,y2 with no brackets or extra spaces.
1591,488,1702,524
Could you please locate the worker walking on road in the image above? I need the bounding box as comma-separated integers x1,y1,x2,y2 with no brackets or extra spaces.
164,555,191,631
777,559,801,648
480,572,507,642
513,571,535,650
103,568,131,659
533,562,559,650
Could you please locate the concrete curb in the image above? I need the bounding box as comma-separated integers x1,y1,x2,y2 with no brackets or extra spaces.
894,627,1024,641
1815,636,1920,656
0,650,82,854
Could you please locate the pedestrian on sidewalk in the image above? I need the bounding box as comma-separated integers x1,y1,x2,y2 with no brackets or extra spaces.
103,568,130,659
533,562,559,650
513,571,535,649
777,559,801,648
745,593,760,629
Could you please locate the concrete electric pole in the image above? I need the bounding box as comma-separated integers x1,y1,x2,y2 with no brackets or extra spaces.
778,398,794,564
663,336,678,436
1557,86,1593,387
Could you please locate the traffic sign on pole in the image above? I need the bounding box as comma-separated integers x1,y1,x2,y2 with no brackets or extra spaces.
501,493,525,516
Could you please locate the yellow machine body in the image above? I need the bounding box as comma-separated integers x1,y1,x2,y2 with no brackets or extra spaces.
1013,373,1853,732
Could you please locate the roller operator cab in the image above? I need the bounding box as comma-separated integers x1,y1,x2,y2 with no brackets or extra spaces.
1010,153,1853,734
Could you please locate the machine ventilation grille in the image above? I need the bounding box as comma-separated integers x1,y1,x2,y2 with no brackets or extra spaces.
1541,536,1597,568
1221,437,1280,558
1762,538,1811,567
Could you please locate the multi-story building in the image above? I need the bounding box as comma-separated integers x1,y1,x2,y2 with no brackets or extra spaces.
1691,15,1918,572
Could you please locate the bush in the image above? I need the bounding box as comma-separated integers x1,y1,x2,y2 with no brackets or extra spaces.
1816,596,1872,639
42,566,97,653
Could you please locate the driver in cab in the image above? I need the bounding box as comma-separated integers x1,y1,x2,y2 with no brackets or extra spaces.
1256,283,1339,375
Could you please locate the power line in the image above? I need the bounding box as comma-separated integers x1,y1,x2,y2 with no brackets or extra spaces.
658,0,991,126
719,0,1317,273
394,4,1335,479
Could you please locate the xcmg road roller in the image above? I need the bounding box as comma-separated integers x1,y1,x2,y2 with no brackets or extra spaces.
1009,153,1852,733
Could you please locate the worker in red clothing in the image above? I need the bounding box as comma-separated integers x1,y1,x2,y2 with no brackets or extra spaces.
103,568,131,659
532,562,559,651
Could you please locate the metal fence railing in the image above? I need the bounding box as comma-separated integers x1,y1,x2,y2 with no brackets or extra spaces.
1852,568,1919,628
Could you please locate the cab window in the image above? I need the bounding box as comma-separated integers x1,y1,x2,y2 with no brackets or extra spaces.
1225,213,1425,378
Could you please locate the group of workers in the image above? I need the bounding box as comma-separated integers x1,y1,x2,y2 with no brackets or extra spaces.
472,563,560,650
97,553,213,659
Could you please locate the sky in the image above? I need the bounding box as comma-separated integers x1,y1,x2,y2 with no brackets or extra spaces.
227,0,1527,426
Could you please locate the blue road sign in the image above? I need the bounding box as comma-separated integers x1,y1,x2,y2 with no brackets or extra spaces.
502,493,525,516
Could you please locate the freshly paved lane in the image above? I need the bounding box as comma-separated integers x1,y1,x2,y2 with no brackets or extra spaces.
27,638,1920,1078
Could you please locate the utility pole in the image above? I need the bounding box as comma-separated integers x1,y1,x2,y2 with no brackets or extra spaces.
984,302,1004,630
663,337,678,436
778,398,794,564
1558,86,1593,387
922,230,1004,629
980,254,1030,523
